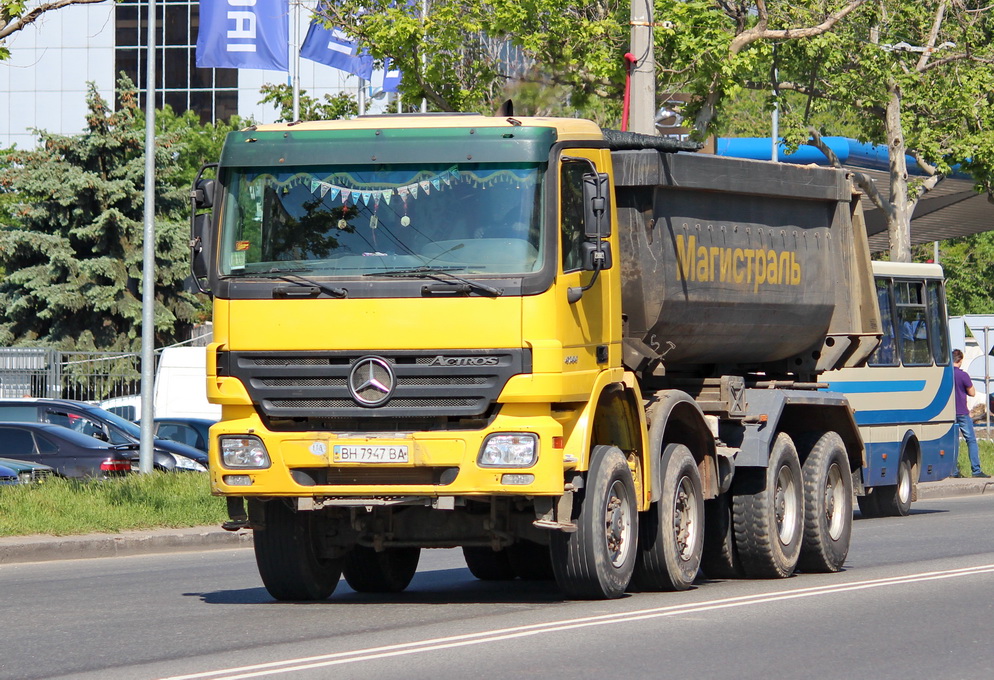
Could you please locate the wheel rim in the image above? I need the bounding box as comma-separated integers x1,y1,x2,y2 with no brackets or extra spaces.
604,479,633,568
672,474,700,561
824,462,846,540
897,461,911,504
774,464,799,546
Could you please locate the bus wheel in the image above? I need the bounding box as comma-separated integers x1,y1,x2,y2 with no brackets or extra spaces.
551,445,637,599
875,453,914,517
343,546,421,593
254,501,342,601
630,444,703,591
732,433,803,579
508,540,555,581
797,432,853,573
701,491,744,579
462,546,517,581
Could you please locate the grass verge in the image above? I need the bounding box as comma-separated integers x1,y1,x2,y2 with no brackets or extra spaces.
0,472,226,537
957,433,994,476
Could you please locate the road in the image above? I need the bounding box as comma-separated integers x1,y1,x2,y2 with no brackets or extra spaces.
3,494,994,680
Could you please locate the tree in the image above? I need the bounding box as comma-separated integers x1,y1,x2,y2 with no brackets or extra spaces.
258,83,359,123
317,0,631,120
0,0,105,60
654,1,994,263
0,78,201,350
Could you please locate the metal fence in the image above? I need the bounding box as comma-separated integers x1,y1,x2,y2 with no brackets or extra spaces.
0,325,212,404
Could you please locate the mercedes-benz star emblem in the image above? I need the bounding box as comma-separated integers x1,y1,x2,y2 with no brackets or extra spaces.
348,356,395,406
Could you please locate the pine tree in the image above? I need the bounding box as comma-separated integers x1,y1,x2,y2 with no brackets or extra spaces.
0,79,200,350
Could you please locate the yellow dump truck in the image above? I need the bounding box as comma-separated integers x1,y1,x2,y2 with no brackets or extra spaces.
190,114,880,600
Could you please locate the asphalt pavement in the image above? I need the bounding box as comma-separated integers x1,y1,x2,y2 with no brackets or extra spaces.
0,476,990,566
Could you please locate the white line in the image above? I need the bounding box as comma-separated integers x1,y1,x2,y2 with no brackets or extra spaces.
160,563,994,680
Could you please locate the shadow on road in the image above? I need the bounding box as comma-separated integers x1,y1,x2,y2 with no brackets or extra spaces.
188,567,568,605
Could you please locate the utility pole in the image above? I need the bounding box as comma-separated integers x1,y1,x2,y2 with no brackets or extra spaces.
628,0,655,135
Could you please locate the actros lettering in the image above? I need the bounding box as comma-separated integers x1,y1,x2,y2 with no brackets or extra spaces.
430,356,500,366
227,0,257,53
675,233,802,292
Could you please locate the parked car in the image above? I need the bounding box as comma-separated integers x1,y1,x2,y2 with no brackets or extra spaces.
0,461,17,485
0,399,207,472
146,417,216,454
0,456,55,484
0,422,141,479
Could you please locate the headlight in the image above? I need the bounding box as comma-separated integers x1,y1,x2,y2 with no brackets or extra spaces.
478,433,538,468
173,455,208,472
220,436,271,469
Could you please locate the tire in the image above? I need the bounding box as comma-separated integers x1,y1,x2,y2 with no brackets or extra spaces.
462,546,516,581
343,545,421,593
630,444,704,591
873,452,914,517
856,490,881,518
551,445,638,599
797,432,853,573
732,432,803,579
701,492,744,579
507,540,555,581
253,501,342,601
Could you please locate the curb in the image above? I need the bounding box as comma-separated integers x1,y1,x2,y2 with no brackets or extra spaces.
0,480,991,566
0,525,252,565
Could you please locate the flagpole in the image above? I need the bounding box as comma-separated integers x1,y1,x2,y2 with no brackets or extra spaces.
292,0,301,120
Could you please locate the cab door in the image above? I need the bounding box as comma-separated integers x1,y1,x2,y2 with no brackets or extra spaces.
555,151,619,381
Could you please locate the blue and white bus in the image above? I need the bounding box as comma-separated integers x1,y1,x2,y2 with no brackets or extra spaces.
824,261,956,517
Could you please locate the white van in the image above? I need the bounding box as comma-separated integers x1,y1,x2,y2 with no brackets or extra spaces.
153,347,222,420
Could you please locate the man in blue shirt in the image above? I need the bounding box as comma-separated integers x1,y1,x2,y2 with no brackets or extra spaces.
953,349,989,478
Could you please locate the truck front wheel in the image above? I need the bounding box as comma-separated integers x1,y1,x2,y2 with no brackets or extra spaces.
343,546,421,593
551,445,638,599
732,432,803,579
253,501,343,601
630,444,703,591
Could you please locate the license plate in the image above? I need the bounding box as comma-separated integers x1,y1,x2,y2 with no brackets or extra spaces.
333,444,409,463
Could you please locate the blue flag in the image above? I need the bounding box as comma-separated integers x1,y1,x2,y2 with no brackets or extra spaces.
196,0,289,71
300,17,374,80
382,58,401,92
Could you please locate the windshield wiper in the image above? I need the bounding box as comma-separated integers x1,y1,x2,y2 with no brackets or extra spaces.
252,269,348,298
364,267,503,297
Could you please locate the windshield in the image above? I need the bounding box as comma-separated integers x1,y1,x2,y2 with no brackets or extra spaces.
218,162,545,277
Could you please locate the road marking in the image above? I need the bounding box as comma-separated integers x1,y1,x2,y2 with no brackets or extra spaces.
161,563,994,680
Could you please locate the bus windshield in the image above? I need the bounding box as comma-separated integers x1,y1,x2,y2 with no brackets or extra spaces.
217,162,544,277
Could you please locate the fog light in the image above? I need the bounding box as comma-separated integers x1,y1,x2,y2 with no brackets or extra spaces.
223,474,253,486
478,433,538,467
501,473,535,485
220,436,271,469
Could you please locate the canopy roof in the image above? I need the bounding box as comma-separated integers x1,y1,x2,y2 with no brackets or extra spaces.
717,137,992,253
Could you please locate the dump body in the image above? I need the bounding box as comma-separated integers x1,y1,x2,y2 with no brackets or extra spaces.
613,150,880,379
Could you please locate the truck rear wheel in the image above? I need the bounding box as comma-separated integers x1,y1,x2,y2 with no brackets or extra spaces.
856,491,881,518
630,444,703,591
797,432,852,573
732,432,803,579
462,546,517,581
253,501,342,601
343,546,421,593
551,445,637,599
701,492,743,579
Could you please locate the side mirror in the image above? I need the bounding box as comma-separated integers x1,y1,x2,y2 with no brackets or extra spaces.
192,178,215,210
191,213,211,280
582,173,611,238
579,240,613,271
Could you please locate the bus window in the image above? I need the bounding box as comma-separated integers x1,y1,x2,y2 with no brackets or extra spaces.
927,280,950,366
896,280,931,365
868,278,897,366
